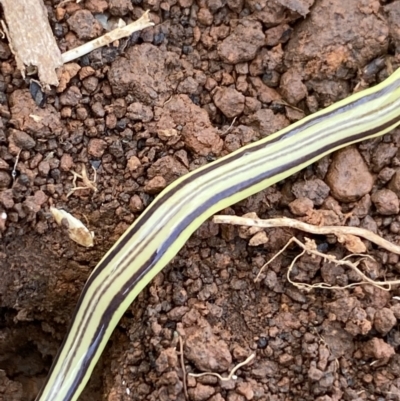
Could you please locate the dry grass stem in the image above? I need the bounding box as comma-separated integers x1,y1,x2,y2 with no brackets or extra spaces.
221,117,237,135
62,11,154,63
177,335,188,400
188,353,255,381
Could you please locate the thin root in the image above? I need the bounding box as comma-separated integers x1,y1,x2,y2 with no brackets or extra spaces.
67,164,98,198
213,215,400,256
188,353,255,382
212,215,400,291
177,335,188,400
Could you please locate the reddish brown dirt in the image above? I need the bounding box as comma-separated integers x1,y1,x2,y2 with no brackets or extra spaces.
1,0,400,400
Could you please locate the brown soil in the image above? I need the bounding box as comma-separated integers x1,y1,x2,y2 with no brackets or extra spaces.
1,0,400,400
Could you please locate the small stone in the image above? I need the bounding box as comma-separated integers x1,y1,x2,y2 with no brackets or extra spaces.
249,231,268,246
0,189,14,208
361,215,378,233
126,102,154,122
127,156,141,172
378,167,396,183
264,270,278,290
0,41,11,60
292,179,330,206
167,306,189,321
109,0,133,16
244,108,289,137
236,382,254,400
88,138,107,158
157,128,180,142
280,69,308,105
67,9,103,40
155,347,178,374
197,7,213,25
373,308,397,335
79,66,96,80
218,19,265,64
33,190,48,206
60,86,82,106
185,324,232,372
326,147,374,202
391,303,400,319
352,194,371,218
308,366,324,381
0,171,11,188
9,129,36,150
265,24,292,46
363,337,395,360
371,189,399,215
371,142,398,172
388,168,400,196
85,0,108,13
289,197,313,216
188,384,215,401
23,196,41,214
147,156,188,185
144,176,166,193
0,159,8,170
38,161,50,177
172,288,188,306
129,194,143,212
177,77,199,95
60,154,73,171
91,101,105,117
213,87,245,118
82,76,99,93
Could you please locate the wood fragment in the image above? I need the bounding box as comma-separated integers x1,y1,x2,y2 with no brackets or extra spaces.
0,0,63,87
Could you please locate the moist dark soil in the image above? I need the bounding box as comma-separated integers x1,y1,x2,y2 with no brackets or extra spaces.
1,0,400,400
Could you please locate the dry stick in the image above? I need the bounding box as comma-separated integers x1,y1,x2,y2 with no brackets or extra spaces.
213,215,400,255
188,353,256,381
177,335,188,400
11,150,21,184
62,11,154,63
221,117,237,136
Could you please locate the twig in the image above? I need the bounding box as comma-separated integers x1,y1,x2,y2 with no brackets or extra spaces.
11,149,21,183
62,11,154,63
188,353,255,381
177,335,188,400
221,117,237,136
212,215,400,255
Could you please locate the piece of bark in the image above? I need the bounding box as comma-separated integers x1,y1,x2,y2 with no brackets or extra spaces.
0,0,62,87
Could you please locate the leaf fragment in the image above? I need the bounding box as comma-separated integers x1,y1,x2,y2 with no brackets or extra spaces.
50,207,94,247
